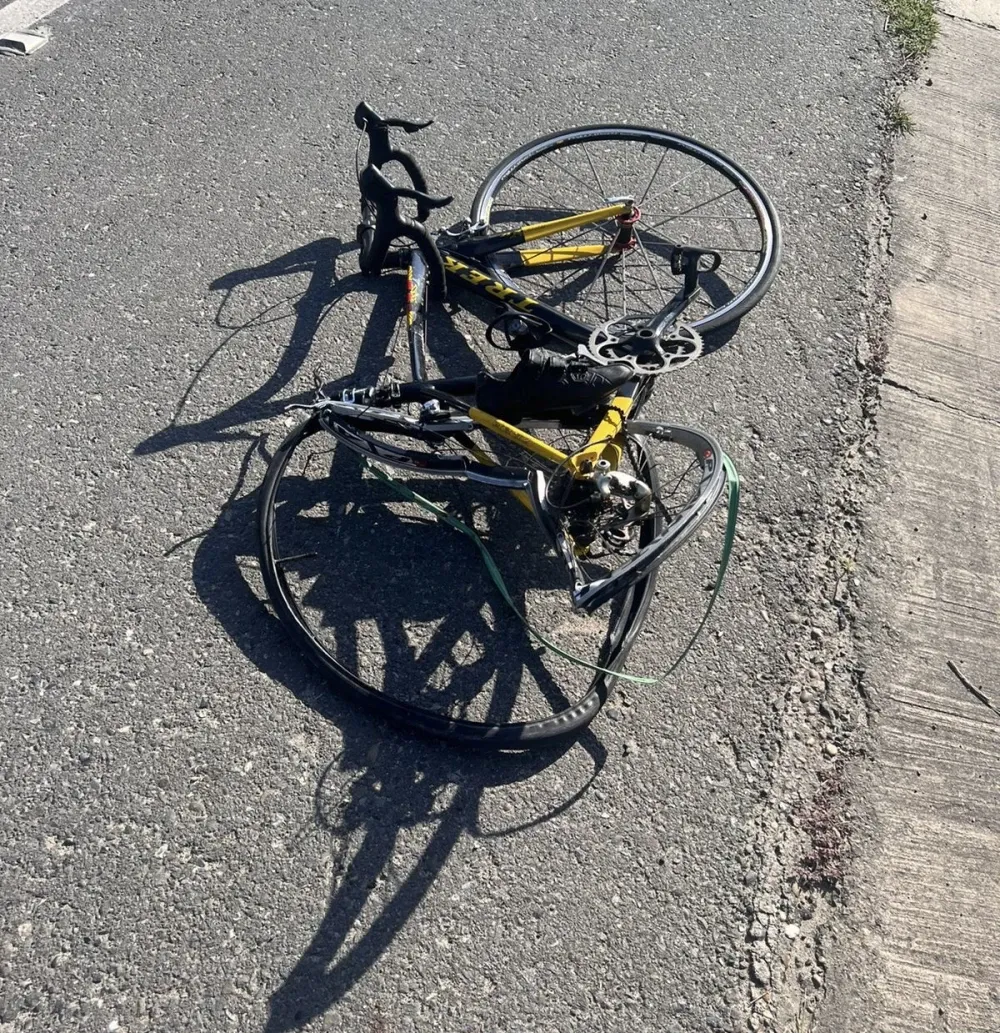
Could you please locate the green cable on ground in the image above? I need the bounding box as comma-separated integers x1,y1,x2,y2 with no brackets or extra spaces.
658,452,740,680
364,454,740,686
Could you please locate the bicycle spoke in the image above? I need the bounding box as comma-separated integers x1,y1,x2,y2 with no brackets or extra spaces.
580,232,620,316
583,144,609,200
642,163,711,211
542,150,609,206
653,214,760,221
632,228,668,308
658,459,700,505
639,148,670,206
621,246,628,316
608,257,663,315
501,172,582,220
642,187,741,234
275,550,321,568
729,208,759,255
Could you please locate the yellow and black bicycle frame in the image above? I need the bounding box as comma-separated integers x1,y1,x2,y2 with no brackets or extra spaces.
446,200,635,328
409,201,639,484
468,393,633,476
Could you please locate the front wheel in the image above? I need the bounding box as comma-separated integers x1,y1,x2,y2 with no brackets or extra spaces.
470,124,782,335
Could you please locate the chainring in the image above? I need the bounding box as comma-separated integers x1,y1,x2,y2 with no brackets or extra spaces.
581,315,703,374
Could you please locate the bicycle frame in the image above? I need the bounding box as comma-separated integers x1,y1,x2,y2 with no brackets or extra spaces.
255,105,750,742
405,201,675,478
326,192,725,612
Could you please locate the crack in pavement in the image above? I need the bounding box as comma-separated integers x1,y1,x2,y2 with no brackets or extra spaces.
881,376,1000,428
942,11,1000,31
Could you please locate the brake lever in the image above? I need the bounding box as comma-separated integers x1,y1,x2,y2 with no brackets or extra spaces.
358,165,452,213
354,101,438,220
394,185,454,210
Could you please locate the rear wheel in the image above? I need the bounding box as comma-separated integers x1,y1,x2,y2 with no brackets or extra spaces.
256,411,665,748
471,124,782,335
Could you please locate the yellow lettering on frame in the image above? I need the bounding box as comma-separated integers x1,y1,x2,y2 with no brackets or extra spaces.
462,269,490,286
512,297,538,312
443,256,468,273
485,283,517,301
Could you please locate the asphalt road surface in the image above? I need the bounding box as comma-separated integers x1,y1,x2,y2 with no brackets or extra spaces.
1,1,889,1030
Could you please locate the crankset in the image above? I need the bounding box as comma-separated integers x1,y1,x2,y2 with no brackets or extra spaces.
580,314,703,375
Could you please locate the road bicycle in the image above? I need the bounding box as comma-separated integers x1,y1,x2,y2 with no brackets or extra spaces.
257,102,781,748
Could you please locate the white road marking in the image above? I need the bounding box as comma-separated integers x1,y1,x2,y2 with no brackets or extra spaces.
0,0,71,37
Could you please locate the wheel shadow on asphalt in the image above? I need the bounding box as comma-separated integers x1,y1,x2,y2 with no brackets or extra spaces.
173,241,614,1031
191,462,611,1033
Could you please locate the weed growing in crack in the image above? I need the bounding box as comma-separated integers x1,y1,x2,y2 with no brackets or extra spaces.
887,98,916,136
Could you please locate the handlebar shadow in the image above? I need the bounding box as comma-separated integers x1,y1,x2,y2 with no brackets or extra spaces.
135,237,372,457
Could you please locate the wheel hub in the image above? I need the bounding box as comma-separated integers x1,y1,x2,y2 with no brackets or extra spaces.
611,206,641,252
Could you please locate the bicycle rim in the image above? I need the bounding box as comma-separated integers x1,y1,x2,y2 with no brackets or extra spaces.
470,124,782,334
256,412,661,748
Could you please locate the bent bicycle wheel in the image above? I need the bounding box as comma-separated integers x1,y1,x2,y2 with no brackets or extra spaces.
256,411,720,748
471,125,782,335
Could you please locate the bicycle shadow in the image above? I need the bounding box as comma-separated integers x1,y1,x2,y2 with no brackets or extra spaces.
189,476,608,1032
153,238,612,1031
192,438,612,1033
135,236,380,457
266,690,606,1032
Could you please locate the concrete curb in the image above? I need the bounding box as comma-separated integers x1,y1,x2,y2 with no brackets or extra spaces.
857,9,1000,1031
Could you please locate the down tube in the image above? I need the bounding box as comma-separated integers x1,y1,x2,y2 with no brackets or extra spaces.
443,248,595,345
407,250,430,382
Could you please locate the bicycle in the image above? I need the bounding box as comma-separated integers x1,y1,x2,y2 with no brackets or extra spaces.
257,102,781,749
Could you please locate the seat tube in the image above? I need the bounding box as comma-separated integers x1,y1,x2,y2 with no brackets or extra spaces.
570,381,640,474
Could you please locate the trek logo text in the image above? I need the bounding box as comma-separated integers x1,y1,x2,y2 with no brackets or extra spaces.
443,256,539,312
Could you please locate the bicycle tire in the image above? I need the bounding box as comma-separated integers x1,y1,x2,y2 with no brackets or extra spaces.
257,411,674,749
470,124,782,335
